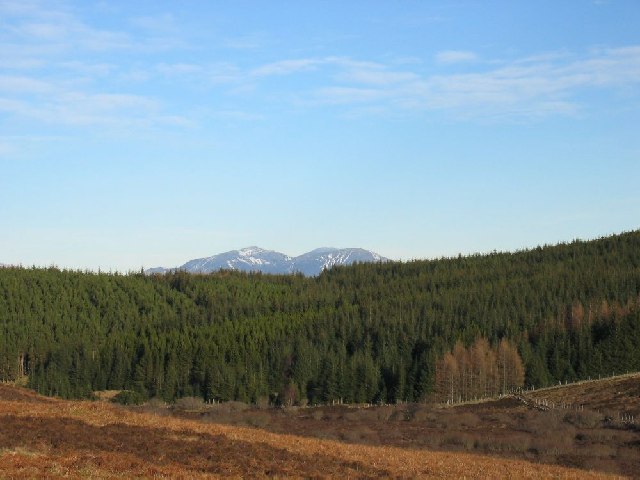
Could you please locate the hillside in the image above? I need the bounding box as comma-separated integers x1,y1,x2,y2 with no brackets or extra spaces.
1,230,639,404
0,383,620,479
153,373,639,477
524,373,640,417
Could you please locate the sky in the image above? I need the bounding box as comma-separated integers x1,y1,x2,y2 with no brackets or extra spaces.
1,0,639,272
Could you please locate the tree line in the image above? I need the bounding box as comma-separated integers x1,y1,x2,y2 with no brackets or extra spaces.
0,230,639,404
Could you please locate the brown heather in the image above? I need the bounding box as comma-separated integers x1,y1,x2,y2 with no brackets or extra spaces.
0,384,624,479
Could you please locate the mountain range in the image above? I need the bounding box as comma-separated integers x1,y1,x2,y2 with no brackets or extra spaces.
146,247,388,276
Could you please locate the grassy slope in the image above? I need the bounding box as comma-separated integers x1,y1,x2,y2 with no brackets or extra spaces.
0,384,622,479
524,373,640,417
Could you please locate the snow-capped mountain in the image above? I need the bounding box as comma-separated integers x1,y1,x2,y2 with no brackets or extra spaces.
291,248,385,276
146,247,387,276
181,247,292,275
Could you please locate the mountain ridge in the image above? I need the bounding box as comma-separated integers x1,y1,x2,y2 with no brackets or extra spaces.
146,247,387,276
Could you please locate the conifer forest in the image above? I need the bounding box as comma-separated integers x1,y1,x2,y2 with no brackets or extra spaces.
1,231,639,405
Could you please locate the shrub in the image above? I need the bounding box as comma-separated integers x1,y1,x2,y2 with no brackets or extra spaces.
111,390,146,406
146,397,167,408
563,410,603,429
389,409,410,421
281,405,301,417
474,434,530,454
455,412,481,428
441,432,476,450
344,408,378,422
174,396,205,411
410,405,434,422
529,429,575,457
375,406,395,421
225,400,250,412
439,412,480,430
523,410,564,435
244,412,271,428
340,426,377,443
204,400,248,414
255,396,270,409
201,410,233,425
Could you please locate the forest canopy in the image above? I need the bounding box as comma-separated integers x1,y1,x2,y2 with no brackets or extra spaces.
1,231,639,404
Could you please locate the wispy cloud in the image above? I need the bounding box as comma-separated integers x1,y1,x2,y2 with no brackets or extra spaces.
0,1,199,130
223,32,270,50
2,0,185,60
156,63,203,76
0,140,14,157
435,50,478,64
2,0,639,127
214,110,265,121
129,13,178,33
313,86,389,105
253,46,640,119
335,58,419,85
251,59,323,77
0,86,187,128
0,75,52,93
250,56,420,86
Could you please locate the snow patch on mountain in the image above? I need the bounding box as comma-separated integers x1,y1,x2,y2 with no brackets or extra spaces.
146,247,387,276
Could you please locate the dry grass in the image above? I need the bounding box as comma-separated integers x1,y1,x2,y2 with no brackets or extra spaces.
157,393,639,477
93,390,121,402
526,373,640,417
0,384,619,479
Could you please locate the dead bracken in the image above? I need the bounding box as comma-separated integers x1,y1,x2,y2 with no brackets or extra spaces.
0,383,628,479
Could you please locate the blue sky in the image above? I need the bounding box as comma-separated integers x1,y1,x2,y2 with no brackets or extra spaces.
1,0,639,271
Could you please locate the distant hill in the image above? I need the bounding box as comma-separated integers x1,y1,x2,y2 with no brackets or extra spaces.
146,246,387,276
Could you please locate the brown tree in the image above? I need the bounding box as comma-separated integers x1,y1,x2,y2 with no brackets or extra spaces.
434,337,524,403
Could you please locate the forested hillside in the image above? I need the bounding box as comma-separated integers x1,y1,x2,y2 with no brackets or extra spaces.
1,231,639,404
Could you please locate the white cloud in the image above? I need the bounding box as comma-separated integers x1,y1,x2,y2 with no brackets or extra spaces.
59,61,114,77
2,0,185,59
156,63,203,76
223,33,269,50
0,87,184,129
435,50,478,64
2,0,639,127
129,13,177,33
0,97,30,115
208,64,242,85
0,75,52,93
38,92,159,126
341,69,418,85
251,59,323,77
15,22,69,40
0,140,14,157
214,110,265,121
251,57,419,87
313,86,389,105
260,46,640,120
